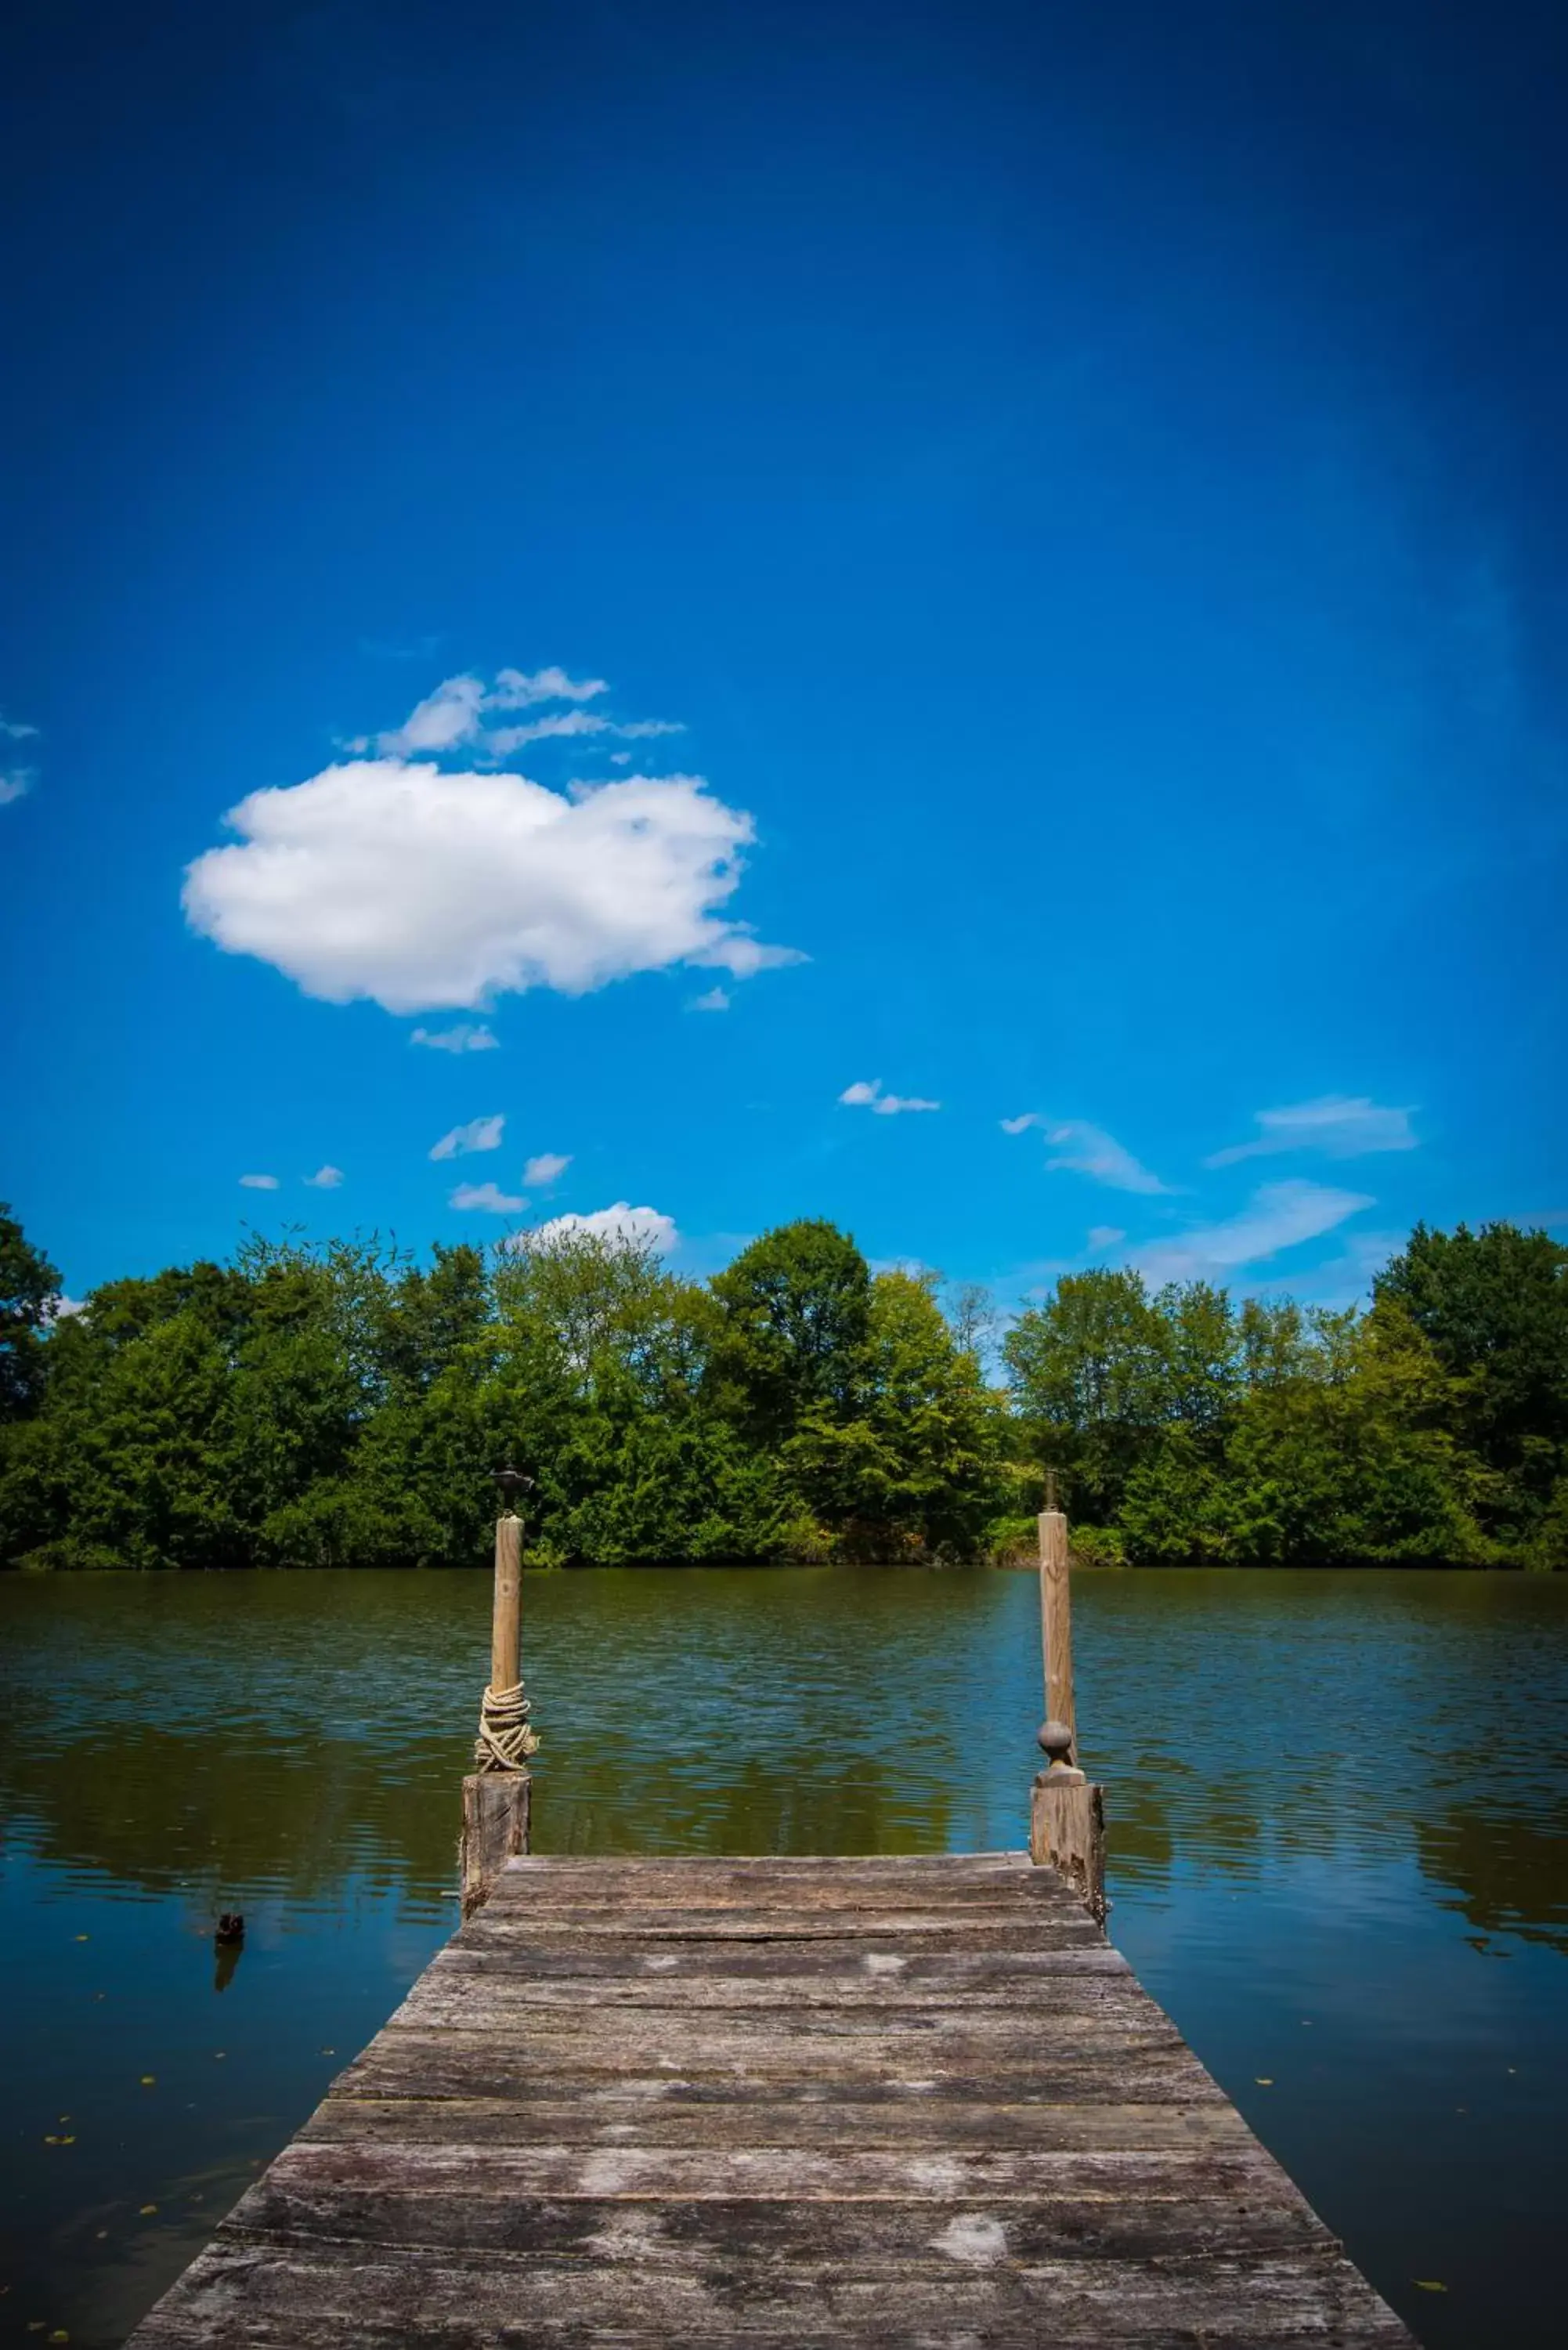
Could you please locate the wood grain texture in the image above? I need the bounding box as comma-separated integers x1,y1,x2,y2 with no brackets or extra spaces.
125,1853,1418,2349
457,1771,529,1918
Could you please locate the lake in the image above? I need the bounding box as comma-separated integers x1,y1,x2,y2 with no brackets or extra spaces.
2,1566,1566,2349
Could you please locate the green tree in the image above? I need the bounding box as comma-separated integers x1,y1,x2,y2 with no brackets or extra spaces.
0,1202,61,1421
783,1270,1000,1556
709,1220,873,1446
1003,1268,1164,1520
1375,1221,1568,1538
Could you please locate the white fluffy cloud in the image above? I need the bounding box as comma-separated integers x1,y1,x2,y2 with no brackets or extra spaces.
840,1079,941,1116
1133,1180,1373,1286
1004,1115,1168,1194
239,1173,280,1190
1205,1095,1418,1167
451,1180,528,1213
305,1165,344,1188
430,1114,504,1161
528,1202,678,1252
184,760,799,1013
410,1023,499,1053
688,985,731,1013
523,1152,572,1186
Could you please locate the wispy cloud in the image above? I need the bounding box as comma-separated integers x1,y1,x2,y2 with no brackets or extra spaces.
239,1173,280,1190
1003,1114,1168,1195
410,1022,500,1053
1132,1180,1374,1286
523,1152,571,1187
369,667,651,761
840,1079,941,1117
688,986,731,1013
1205,1095,1418,1168
492,666,608,708
526,1202,678,1252
486,713,684,756
2,709,40,807
429,1114,504,1161
305,1165,344,1188
450,1180,528,1213
1086,1224,1126,1251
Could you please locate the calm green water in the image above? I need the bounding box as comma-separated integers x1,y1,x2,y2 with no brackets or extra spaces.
2,1568,1566,2349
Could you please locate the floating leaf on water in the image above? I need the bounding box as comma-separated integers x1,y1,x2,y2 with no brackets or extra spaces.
320,2048,335,2056
139,2204,157,2217
213,2052,226,2060
139,2076,156,2087
49,2330,69,2341
1414,2280,1448,2293
1255,2077,1274,2086
74,1935,89,1943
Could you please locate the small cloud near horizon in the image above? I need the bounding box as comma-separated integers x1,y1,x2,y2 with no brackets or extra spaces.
526,1202,678,1253
430,1114,504,1161
239,1173,280,1190
450,1180,528,1213
840,1079,941,1117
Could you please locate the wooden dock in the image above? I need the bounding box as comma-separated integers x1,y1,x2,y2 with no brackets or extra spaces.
128,1850,1416,2348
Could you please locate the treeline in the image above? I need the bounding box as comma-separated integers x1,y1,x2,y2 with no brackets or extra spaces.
1,1204,1564,1570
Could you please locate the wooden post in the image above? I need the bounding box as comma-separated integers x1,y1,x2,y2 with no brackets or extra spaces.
1038,1501,1075,1757
460,1471,537,1917
1029,1483,1106,1923
491,1508,522,1701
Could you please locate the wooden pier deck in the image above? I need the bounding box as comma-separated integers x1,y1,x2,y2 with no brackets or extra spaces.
128,1851,1416,2348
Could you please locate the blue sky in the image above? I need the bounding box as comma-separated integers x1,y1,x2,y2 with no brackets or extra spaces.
3,0,1565,1312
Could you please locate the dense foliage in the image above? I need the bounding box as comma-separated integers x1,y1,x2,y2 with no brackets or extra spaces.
0,1204,1563,1570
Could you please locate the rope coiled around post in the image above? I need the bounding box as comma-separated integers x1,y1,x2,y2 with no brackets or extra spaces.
475,1679,540,1773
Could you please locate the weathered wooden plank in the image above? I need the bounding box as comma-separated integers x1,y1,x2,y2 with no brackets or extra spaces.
481,1879,1077,1914
333,2044,1222,2106
425,1938,1133,1982
457,1909,1108,1942
128,2241,1415,2346
223,2189,1328,2265
396,1972,1146,2016
490,1849,1040,1872
298,2094,1258,2153
392,1972,1165,2028
243,2137,1310,2205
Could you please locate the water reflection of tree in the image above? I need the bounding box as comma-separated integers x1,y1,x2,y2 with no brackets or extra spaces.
1414,1799,1568,1955
538,1750,956,1860
0,1720,461,1914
